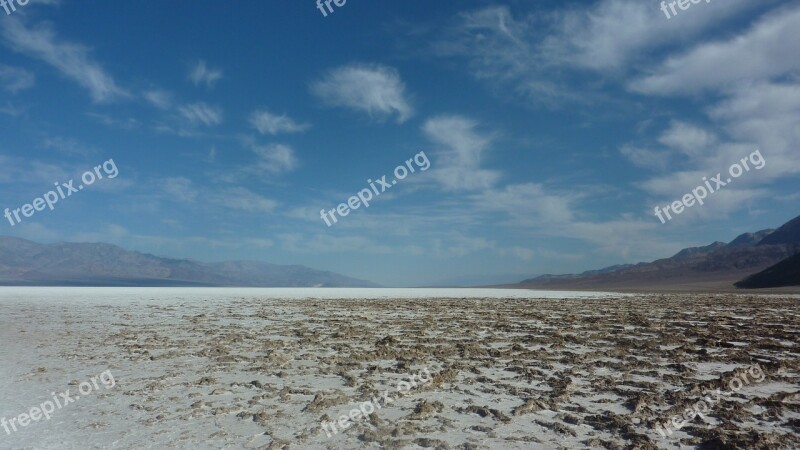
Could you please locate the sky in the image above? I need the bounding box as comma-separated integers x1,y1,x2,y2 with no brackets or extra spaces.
0,0,798,287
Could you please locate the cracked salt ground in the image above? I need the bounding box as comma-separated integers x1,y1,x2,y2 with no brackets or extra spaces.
0,288,798,449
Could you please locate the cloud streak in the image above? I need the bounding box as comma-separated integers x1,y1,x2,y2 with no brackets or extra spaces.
178,102,223,126
189,60,222,88
249,109,309,135
1,18,127,102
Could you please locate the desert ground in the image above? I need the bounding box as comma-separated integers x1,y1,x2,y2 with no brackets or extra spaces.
0,289,798,449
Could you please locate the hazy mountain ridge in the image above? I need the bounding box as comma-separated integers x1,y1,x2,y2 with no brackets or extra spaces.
758,216,800,246
518,215,800,290
728,229,775,247
735,253,800,288
0,237,378,287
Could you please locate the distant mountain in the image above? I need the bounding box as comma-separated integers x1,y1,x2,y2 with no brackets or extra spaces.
0,237,378,287
521,264,637,284
757,215,800,246
516,214,800,291
672,241,727,259
735,253,800,288
728,229,775,246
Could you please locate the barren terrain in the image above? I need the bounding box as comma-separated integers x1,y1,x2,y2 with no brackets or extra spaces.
0,289,798,449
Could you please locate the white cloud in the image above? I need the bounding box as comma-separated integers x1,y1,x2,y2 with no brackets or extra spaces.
144,89,172,109
249,109,309,135
434,6,570,104
706,82,800,179
86,112,140,130
640,170,708,198
657,121,717,160
252,143,298,174
428,235,535,260
619,145,669,170
499,246,534,261
473,183,574,224
212,187,277,213
311,63,413,123
178,102,223,126
188,60,222,88
542,0,756,71
0,102,24,116
422,115,500,191
563,219,662,259
0,155,69,184
161,177,198,203
6,222,60,242
630,5,800,95
433,2,759,105
40,136,93,156
1,19,127,102
0,65,35,93
616,4,800,223
709,81,800,123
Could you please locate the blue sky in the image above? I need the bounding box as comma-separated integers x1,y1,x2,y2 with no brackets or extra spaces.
0,0,798,286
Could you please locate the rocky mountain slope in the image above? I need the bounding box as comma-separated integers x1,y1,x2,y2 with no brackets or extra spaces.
518,214,800,290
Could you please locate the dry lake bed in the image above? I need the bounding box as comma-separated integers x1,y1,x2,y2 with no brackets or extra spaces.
0,288,798,449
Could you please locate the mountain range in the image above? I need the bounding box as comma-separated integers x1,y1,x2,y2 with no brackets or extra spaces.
3,215,798,290
0,237,378,287
516,214,800,291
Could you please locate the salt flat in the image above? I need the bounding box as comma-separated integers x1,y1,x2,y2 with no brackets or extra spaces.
0,288,798,449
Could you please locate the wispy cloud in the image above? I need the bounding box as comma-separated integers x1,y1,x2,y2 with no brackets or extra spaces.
0,154,72,185
211,187,278,213
40,135,94,156
630,5,800,96
143,89,172,109
422,115,499,191
433,1,759,105
0,102,24,116
657,121,718,160
541,0,756,71
249,109,309,135
1,18,127,102
178,102,223,126
311,63,413,123
0,65,35,93
619,145,669,170
433,6,577,105
188,60,222,88
473,182,574,225
161,177,198,203
157,177,277,215
251,143,298,174
86,112,140,130
623,3,800,213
